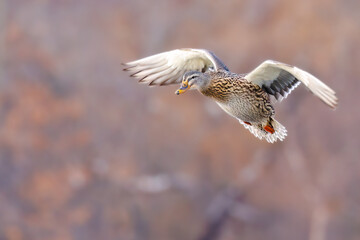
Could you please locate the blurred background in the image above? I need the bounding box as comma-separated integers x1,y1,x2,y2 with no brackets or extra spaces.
1,0,360,239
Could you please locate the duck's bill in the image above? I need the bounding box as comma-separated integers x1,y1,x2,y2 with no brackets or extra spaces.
175,85,189,95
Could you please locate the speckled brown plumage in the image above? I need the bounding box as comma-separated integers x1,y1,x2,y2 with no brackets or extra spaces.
200,71,274,123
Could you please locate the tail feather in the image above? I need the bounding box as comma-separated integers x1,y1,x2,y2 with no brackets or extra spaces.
239,118,287,143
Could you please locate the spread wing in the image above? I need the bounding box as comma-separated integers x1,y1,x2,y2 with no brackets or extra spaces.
123,48,229,86
245,60,338,108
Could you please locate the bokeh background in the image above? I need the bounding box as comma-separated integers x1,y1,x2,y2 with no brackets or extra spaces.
1,0,360,239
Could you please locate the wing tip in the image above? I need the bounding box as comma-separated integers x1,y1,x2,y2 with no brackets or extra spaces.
129,70,142,77
320,93,338,109
138,76,149,83
122,62,133,71
329,97,338,110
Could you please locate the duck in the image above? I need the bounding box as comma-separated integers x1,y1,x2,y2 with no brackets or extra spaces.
123,48,337,143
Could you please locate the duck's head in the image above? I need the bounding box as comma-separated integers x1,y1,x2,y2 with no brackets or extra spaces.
175,71,208,95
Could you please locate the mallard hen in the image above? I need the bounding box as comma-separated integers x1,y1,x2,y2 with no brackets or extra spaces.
123,48,337,143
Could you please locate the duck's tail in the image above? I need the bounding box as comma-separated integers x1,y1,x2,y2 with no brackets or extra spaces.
239,117,287,143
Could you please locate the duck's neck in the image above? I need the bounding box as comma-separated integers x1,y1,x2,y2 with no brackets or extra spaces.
193,72,211,92
200,73,231,102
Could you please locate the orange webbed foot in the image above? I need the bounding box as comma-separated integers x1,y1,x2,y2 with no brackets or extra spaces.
264,124,275,134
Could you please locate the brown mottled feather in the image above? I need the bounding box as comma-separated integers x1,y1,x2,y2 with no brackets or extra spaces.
200,71,274,122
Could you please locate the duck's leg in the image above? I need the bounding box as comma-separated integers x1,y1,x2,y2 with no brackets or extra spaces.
244,121,252,126
263,118,275,134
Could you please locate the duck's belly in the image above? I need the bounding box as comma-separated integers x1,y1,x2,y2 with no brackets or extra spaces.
200,77,274,123
215,97,273,123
